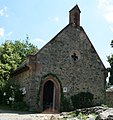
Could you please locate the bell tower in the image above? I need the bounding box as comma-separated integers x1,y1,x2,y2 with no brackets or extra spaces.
69,4,81,27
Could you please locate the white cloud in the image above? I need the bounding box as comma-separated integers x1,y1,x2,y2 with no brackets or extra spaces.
98,0,113,32
0,28,4,37
48,16,60,23
0,27,13,39
98,0,113,23
0,6,9,17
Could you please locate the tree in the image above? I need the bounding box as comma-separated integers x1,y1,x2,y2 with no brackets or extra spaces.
12,38,38,64
0,41,21,88
108,40,113,85
0,38,38,89
10,35,38,64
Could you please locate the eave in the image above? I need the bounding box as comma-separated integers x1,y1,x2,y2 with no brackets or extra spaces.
10,64,29,77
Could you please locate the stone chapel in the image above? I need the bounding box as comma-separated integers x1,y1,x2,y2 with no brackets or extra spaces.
11,5,107,112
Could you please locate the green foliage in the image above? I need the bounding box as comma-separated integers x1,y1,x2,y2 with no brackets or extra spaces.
0,83,28,110
67,111,76,117
12,39,38,63
12,102,29,111
77,112,84,120
107,55,113,85
0,37,37,110
71,92,94,109
101,104,108,109
60,93,72,112
60,111,97,120
0,41,20,88
0,37,38,89
107,40,113,85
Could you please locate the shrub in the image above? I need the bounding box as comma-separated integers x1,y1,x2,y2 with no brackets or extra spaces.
71,92,94,109
12,102,29,111
60,96,71,112
0,89,4,104
0,83,28,111
60,93,72,112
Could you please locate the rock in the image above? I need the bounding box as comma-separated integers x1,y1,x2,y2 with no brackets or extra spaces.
75,106,107,115
96,108,113,120
87,114,96,120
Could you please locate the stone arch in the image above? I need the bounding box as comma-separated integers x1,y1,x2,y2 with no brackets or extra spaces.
39,74,61,113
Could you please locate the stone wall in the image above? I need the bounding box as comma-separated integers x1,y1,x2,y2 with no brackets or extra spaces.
35,25,106,107
10,24,106,112
10,67,38,111
106,89,113,107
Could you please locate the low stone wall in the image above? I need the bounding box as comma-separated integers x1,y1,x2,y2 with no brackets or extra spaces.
106,89,113,107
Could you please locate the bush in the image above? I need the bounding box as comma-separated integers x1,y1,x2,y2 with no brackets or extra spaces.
0,89,4,104
0,83,28,111
60,96,72,112
71,92,94,109
2,84,24,104
12,102,29,111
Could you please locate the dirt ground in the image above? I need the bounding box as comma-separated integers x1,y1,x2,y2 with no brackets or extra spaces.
0,110,60,120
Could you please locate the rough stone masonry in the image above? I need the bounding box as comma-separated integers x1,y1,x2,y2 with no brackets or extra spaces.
11,5,107,112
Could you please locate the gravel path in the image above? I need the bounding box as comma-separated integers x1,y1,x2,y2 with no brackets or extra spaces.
0,113,60,120
0,110,60,120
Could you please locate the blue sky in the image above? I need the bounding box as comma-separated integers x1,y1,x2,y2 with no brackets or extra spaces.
0,0,113,67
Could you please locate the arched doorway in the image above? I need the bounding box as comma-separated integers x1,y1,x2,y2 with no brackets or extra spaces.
40,75,61,113
43,80,55,110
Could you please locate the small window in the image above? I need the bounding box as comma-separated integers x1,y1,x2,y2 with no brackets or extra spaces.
71,53,78,61
70,51,80,62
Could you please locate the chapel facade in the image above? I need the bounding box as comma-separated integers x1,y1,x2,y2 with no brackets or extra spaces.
11,5,107,112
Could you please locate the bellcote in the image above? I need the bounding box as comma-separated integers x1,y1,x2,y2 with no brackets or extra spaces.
69,5,81,27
